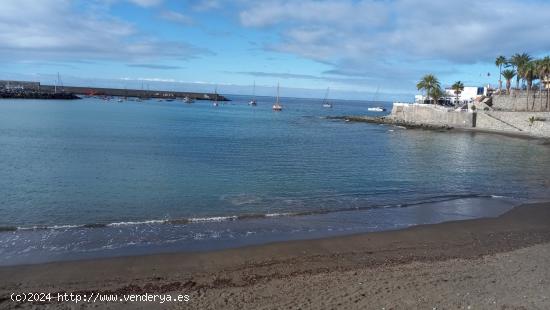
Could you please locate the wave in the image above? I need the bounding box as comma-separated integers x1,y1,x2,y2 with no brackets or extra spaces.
0,193,510,233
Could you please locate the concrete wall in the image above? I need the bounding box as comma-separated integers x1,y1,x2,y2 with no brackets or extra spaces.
492,93,550,112
476,111,550,137
391,103,474,128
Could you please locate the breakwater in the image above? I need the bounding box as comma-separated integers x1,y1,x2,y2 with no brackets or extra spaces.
0,89,80,100
0,79,230,101
39,85,230,101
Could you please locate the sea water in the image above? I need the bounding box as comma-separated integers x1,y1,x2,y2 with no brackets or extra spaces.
1,96,549,265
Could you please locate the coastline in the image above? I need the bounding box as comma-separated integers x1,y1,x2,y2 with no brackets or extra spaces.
1,202,549,309
332,114,550,141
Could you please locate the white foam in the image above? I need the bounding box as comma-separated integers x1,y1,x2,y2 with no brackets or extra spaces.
188,216,238,223
108,220,166,227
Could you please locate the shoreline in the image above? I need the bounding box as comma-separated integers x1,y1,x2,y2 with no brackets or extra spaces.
1,202,550,308
331,115,550,141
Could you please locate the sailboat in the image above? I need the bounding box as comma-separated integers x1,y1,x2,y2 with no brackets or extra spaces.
367,86,386,112
54,72,63,94
272,83,283,111
213,86,219,107
322,87,332,108
249,81,257,106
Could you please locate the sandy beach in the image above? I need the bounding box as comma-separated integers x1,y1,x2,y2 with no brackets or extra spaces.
1,202,549,309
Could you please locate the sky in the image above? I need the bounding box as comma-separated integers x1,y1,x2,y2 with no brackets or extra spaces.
1,0,550,100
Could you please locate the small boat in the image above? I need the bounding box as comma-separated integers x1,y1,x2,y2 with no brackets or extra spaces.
272,83,283,111
249,81,257,106
367,86,385,112
117,98,123,103
183,96,194,104
368,106,386,112
213,86,219,107
322,87,332,108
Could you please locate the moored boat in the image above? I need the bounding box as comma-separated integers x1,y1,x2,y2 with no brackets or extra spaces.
322,87,332,108
249,81,257,106
272,83,283,111
368,106,386,112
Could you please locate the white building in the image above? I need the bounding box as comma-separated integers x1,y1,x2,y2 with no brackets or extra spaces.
415,86,490,106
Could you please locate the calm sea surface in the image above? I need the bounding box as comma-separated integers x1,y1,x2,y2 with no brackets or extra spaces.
1,96,549,265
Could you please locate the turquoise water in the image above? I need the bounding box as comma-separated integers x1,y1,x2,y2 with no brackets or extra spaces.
1,96,549,264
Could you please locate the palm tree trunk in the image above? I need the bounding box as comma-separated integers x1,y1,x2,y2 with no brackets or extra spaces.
525,88,529,111
540,83,543,111
499,66,502,92
530,84,536,111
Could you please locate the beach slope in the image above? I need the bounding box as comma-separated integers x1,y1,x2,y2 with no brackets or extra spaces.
1,202,549,309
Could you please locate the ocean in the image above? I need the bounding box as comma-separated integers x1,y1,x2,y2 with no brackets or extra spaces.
1,96,549,265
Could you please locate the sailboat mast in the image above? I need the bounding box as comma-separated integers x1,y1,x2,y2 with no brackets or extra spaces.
276,83,280,104
323,87,330,103
253,81,256,100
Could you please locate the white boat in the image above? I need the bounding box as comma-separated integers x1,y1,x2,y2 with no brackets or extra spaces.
249,81,257,106
213,86,219,107
322,87,332,108
272,83,283,111
368,106,386,112
117,98,123,103
183,96,194,104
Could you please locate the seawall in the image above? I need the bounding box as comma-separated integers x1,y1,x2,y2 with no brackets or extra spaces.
334,103,550,139
476,112,550,137
492,93,550,112
390,103,473,128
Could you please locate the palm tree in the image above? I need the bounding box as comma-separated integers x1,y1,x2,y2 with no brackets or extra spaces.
416,74,440,105
451,81,464,106
502,69,516,95
537,56,550,110
519,61,537,110
510,53,532,92
430,87,445,106
495,56,507,92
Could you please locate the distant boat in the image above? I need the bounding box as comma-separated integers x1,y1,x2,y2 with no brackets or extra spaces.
272,83,283,111
213,86,219,107
117,98,123,103
322,87,332,108
367,86,385,112
183,96,194,104
368,107,386,112
249,81,257,106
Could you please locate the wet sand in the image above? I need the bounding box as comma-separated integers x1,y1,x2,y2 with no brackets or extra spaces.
1,202,549,309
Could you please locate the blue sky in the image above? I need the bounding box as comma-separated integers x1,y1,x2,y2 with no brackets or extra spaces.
1,0,549,100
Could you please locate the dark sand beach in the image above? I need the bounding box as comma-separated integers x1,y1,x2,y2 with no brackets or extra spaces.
1,202,549,309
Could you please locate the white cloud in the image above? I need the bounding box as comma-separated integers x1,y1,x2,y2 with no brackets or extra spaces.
160,10,194,25
0,0,206,62
238,0,550,79
192,0,222,11
127,0,162,7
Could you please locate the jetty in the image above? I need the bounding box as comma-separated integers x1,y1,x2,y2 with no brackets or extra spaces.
0,80,230,101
